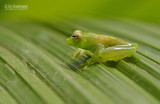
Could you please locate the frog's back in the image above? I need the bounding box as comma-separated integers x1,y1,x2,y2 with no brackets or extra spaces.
95,34,129,48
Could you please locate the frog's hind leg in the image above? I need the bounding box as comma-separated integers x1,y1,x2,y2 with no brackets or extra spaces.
98,43,138,62
80,43,137,70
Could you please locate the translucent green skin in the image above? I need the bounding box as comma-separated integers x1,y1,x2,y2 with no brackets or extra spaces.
66,30,138,70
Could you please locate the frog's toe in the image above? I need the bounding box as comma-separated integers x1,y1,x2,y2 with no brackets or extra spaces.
72,53,80,60
72,49,84,60
72,54,77,60
76,53,84,59
82,66,88,70
72,52,79,60
79,63,88,70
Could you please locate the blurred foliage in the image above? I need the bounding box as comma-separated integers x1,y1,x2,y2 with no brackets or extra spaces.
0,0,160,24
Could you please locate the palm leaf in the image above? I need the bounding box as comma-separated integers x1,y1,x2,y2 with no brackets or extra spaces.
0,18,159,104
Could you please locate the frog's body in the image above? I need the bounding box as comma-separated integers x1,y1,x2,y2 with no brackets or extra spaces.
66,30,138,70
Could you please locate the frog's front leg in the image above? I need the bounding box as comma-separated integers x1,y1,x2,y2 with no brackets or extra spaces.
72,48,93,60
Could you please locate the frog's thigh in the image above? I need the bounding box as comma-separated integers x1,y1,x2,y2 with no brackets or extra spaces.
98,44,137,62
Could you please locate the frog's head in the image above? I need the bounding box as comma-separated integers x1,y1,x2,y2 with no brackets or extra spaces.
66,30,84,48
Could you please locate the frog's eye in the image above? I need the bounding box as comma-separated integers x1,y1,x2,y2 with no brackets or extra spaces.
72,30,82,41
72,35,77,38
72,34,78,40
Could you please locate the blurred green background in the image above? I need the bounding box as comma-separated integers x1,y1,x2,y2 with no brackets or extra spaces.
0,0,160,24
0,1,160,104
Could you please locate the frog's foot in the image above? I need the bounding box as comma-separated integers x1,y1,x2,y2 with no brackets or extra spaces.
79,57,98,70
72,48,85,60
79,63,88,70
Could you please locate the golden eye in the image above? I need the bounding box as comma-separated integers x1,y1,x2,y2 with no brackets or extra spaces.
72,34,78,39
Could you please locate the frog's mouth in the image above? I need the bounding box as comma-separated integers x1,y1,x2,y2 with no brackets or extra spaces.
66,37,81,48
